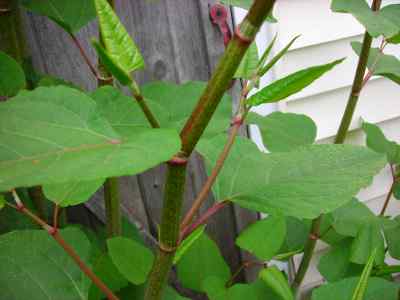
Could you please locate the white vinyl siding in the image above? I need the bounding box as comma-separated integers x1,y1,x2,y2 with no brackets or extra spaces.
236,0,400,294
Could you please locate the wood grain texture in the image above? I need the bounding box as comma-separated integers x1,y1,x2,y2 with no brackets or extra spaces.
17,0,260,292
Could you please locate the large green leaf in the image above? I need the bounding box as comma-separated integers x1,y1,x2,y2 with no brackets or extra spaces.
259,266,293,300
0,86,180,192
198,136,385,219
248,59,344,106
352,42,400,85
318,239,363,282
107,237,154,285
331,1,400,38
234,42,259,80
0,228,92,300
312,277,399,300
236,216,286,260
94,0,144,78
177,232,230,292
0,52,26,97
141,81,231,139
248,112,317,152
20,0,96,34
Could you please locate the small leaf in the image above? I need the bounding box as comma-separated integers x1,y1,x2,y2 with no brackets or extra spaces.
276,217,310,258
0,51,26,97
107,237,154,285
234,42,259,79
394,182,400,200
248,59,344,106
362,122,400,164
259,35,300,77
331,0,400,38
20,0,96,33
236,216,286,261
312,276,399,300
350,223,385,265
174,225,206,265
351,249,377,300
177,232,230,292
259,266,294,300
248,112,317,152
43,180,104,207
94,0,144,76
383,216,400,259
352,42,400,85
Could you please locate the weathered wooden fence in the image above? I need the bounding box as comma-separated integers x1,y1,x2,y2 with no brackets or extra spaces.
5,0,261,290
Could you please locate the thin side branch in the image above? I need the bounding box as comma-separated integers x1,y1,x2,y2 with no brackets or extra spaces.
10,191,119,300
380,164,397,216
70,34,99,79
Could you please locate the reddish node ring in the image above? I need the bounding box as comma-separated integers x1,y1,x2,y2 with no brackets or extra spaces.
231,115,244,126
309,233,319,241
16,202,25,212
47,226,58,236
168,155,188,166
234,26,253,44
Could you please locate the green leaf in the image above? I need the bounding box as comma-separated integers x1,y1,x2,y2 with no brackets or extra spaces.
383,216,400,259
198,136,385,219
380,5,400,42
248,59,344,106
174,225,206,265
94,0,144,77
248,112,317,152
318,239,363,282
234,42,259,80
236,216,286,261
0,86,181,191
141,81,231,139
88,253,128,300
259,266,293,300
351,250,377,300
312,277,399,300
276,217,310,259
92,40,132,86
0,228,91,300
331,0,400,38
107,237,154,285
0,194,4,210
352,42,400,85
38,75,81,90
20,0,96,34
350,223,385,265
362,122,400,164
0,51,26,97
177,232,230,292
394,182,400,200
330,198,377,237
43,180,104,207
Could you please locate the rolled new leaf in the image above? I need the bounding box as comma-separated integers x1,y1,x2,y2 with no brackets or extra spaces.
259,266,294,300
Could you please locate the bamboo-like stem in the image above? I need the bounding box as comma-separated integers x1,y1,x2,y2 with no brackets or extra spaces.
292,0,382,291
144,1,275,299
8,192,119,300
104,177,122,237
291,217,321,291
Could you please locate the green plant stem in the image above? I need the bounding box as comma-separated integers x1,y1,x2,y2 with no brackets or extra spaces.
97,0,122,238
379,164,396,216
291,217,321,291
292,0,382,292
144,1,275,299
